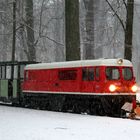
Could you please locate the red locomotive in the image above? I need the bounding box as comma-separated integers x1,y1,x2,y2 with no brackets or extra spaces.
22,58,137,116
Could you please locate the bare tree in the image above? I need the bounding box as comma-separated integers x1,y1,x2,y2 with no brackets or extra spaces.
106,0,134,61
0,0,13,61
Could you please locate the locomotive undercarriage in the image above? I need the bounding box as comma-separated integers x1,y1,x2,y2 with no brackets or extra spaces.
22,93,136,117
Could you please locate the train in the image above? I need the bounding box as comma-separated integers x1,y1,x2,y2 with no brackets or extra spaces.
0,59,138,117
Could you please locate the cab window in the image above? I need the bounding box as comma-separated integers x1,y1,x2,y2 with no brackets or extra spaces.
122,67,132,80
106,67,120,80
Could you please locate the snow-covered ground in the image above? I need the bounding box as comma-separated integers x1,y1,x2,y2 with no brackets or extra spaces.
0,106,140,140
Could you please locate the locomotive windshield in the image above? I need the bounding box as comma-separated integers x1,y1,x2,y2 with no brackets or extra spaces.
106,67,133,80
106,67,120,80
122,67,133,80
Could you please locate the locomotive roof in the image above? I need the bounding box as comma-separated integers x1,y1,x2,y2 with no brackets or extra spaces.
25,59,133,70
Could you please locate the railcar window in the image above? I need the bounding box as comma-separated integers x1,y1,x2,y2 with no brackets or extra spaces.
6,66,11,79
82,68,94,81
106,67,120,80
122,67,132,80
59,70,77,80
1,66,6,79
14,66,18,79
0,67,1,79
5,66,17,79
20,65,25,79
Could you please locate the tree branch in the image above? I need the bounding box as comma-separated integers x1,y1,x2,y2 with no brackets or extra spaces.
122,0,127,9
22,19,64,46
105,0,126,31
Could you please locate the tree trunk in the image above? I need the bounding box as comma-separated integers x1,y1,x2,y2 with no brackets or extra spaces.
83,0,95,59
11,0,16,62
25,0,36,61
11,0,16,82
124,0,134,61
54,0,64,62
65,0,80,61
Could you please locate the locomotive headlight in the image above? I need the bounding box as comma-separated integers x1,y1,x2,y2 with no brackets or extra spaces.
109,84,116,92
131,85,138,92
117,59,123,65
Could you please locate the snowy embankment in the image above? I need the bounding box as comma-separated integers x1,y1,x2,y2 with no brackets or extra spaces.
0,106,140,140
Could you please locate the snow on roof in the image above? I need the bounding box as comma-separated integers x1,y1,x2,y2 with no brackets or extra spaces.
25,59,133,70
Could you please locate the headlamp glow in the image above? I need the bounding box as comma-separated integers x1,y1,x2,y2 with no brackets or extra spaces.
109,84,116,92
131,85,138,92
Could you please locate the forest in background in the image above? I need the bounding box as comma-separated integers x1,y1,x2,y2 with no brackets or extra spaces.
0,0,140,82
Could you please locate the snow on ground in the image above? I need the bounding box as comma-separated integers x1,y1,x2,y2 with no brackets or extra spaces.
0,106,140,140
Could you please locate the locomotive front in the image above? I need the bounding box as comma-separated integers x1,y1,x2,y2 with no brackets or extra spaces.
104,59,137,94
99,59,137,116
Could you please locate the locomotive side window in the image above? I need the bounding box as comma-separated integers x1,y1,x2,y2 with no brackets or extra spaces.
82,68,94,81
59,70,77,80
122,67,132,80
82,68,88,80
95,67,100,81
106,67,120,80
88,68,94,80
